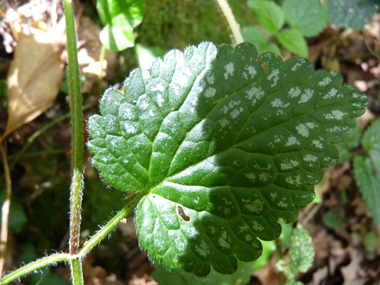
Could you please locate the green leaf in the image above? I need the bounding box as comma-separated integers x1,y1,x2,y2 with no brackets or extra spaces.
363,231,380,252
283,0,329,37
279,219,293,248
289,224,315,277
277,29,308,58
353,118,380,226
153,259,254,285
329,0,380,29
285,279,304,285
96,0,145,51
241,26,282,56
88,42,368,276
31,268,70,285
353,151,380,226
322,208,344,229
135,44,166,70
336,123,362,163
362,118,380,153
0,190,27,233
247,0,285,35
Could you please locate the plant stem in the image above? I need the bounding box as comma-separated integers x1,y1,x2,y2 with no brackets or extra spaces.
0,142,11,278
79,192,144,257
275,238,286,284
63,0,84,284
70,258,84,285
98,44,107,94
215,0,244,45
63,0,84,255
0,253,71,284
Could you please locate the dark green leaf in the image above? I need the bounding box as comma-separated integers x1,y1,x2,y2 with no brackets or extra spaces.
96,0,145,51
277,29,308,58
363,231,380,252
283,0,329,37
88,42,367,276
336,123,362,163
241,26,282,56
153,259,254,285
329,0,380,29
247,0,285,35
0,190,27,233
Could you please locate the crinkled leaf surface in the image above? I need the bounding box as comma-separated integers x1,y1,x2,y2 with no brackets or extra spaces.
289,223,314,277
96,0,145,51
247,0,285,35
329,0,380,29
283,0,329,37
353,118,380,226
88,42,367,276
336,123,362,163
153,259,254,285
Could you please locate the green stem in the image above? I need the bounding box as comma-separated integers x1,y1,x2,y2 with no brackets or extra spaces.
275,239,286,284
0,253,71,284
70,258,84,285
79,192,144,257
63,0,84,284
215,0,244,45
0,193,143,284
98,44,107,94
63,0,84,255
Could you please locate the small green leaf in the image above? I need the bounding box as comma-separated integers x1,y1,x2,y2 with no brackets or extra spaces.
283,0,329,37
336,123,362,163
0,190,27,233
277,29,308,58
31,268,70,285
247,0,285,35
96,0,145,51
363,231,380,252
322,209,344,229
329,0,380,29
153,259,254,285
88,42,367,276
279,220,293,248
289,224,315,277
353,150,380,226
241,26,282,56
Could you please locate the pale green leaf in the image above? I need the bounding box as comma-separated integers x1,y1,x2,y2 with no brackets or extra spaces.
289,223,314,277
97,0,145,51
88,42,367,276
247,0,285,35
283,0,329,37
0,189,27,233
241,26,282,56
277,29,308,58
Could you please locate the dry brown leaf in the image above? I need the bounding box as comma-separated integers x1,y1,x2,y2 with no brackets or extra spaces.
3,31,63,139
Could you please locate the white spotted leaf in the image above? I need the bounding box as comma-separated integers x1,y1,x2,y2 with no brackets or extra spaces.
87,42,368,276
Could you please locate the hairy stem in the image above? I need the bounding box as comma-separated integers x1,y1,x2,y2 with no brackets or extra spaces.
79,192,144,257
0,253,71,284
63,0,84,256
63,0,84,284
215,0,244,45
0,142,11,278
